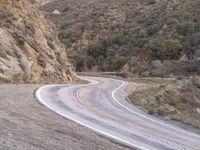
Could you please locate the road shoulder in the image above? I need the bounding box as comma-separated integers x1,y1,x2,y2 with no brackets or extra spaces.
0,84,131,150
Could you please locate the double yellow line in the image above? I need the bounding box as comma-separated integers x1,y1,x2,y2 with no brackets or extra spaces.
76,88,200,150
77,89,121,122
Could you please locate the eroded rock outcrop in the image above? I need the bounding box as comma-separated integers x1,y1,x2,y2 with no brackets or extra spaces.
0,0,77,83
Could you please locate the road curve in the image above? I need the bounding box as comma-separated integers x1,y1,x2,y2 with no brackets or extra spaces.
36,76,200,150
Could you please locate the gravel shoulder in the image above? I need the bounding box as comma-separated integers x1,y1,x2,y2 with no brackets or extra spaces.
0,85,131,150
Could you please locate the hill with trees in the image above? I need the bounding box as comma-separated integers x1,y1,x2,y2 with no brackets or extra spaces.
40,0,200,77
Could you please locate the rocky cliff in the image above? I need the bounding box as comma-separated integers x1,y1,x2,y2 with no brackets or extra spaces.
0,0,77,83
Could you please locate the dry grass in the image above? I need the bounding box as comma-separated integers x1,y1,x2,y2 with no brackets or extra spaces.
128,76,200,128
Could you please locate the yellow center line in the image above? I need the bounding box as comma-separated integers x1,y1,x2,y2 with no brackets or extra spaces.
76,88,200,150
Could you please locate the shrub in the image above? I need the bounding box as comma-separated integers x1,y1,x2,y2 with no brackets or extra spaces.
164,39,182,58
86,56,96,69
75,56,84,72
145,38,182,60
147,24,161,35
176,22,195,35
146,0,157,5
195,22,200,32
164,90,179,107
114,56,127,70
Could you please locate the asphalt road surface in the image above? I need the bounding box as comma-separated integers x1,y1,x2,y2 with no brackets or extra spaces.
36,76,200,150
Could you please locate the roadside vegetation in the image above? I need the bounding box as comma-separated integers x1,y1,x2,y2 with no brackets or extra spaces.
128,76,200,128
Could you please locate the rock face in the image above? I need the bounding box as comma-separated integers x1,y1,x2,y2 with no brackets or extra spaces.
0,0,77,83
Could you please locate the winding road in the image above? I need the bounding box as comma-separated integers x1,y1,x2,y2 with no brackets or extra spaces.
36,76,200,150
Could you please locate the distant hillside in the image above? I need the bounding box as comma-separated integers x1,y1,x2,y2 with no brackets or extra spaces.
0,0,77,83
41,0,200,76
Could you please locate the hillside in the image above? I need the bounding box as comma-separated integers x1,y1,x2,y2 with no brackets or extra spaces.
40,0,200,76
0,0,77,83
